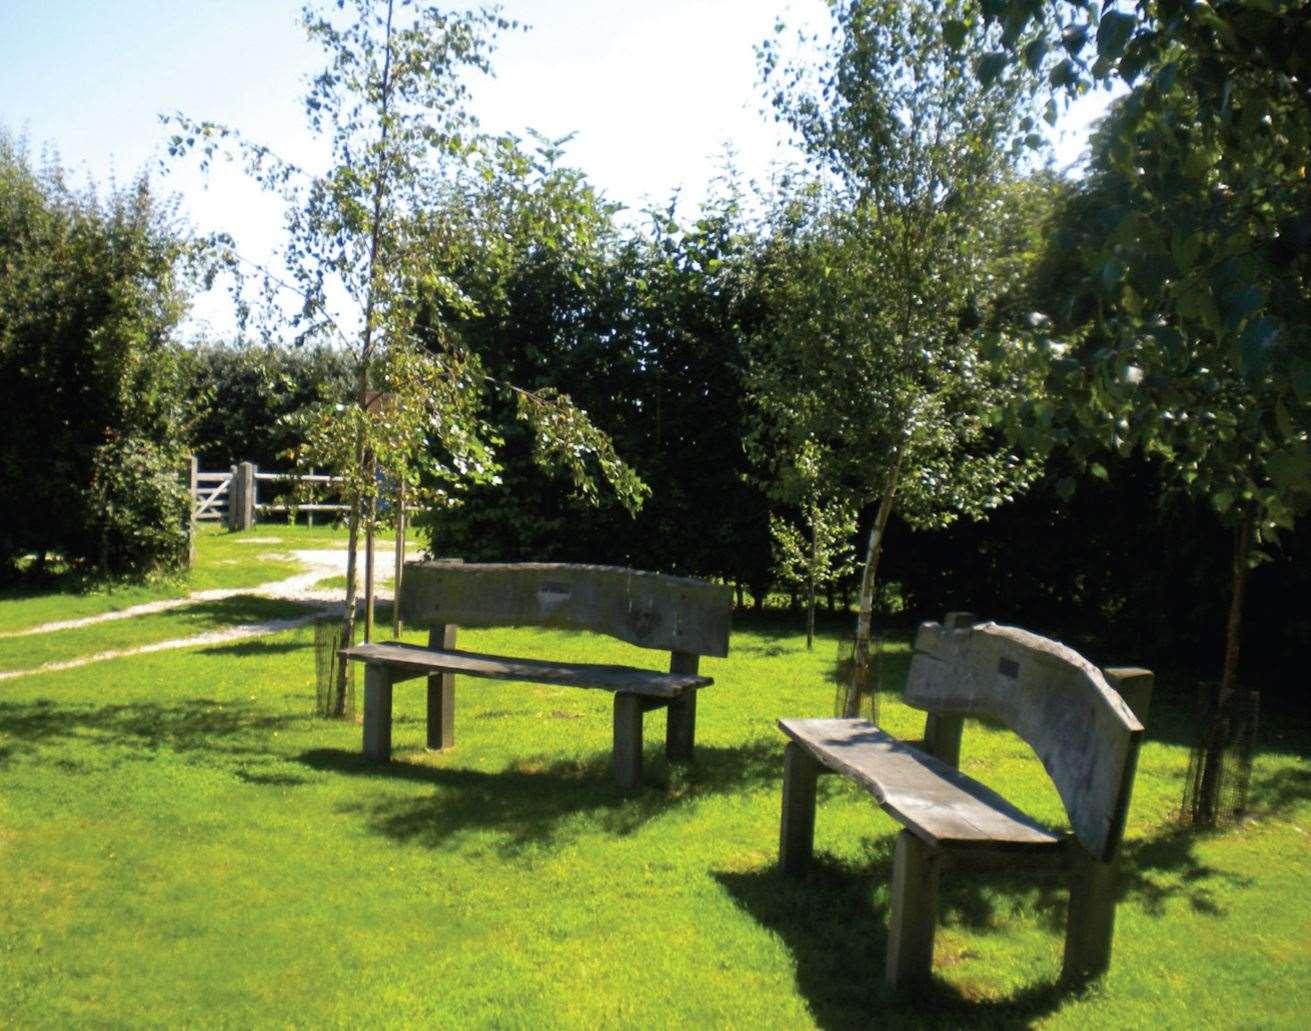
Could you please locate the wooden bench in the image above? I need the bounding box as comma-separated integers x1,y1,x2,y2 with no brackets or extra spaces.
777,613,1152,989
341,561,732,788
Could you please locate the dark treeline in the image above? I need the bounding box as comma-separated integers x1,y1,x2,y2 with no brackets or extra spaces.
183,343,355,470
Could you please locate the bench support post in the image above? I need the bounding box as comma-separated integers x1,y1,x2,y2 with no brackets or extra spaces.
666,651,700,764
922,713,964,768
779,742,819,876
426,624,457,751
1062,846,1118,982
613,692,644,788
362,663,394,761
887,830,940,990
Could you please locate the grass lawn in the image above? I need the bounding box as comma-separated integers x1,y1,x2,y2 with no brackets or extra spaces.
0,524,353,635
1,543,1308,1028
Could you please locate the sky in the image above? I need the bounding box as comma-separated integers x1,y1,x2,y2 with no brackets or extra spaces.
1,0,1110,338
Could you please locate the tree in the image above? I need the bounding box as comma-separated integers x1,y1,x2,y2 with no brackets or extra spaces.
756,0,1043,715
974,2,1311,824
0,133,195,579
767,439,859,650
183,340,355,470
167,1,645,713
421,148,774,596
1012,97,1310,824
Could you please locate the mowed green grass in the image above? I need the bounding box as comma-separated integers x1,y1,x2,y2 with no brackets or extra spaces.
0,596,313,674
1,556,1308,1027
0,524,343,635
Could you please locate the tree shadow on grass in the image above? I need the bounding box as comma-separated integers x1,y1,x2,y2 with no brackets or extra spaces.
297,738,781,857
1244,762,1311,820
0,697,300,769
199,638,312,658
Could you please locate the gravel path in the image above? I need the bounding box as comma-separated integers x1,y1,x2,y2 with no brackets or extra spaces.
0,548,395,681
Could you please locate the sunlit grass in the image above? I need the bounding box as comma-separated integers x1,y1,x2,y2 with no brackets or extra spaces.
0,524,353,635
0,547,1307,1028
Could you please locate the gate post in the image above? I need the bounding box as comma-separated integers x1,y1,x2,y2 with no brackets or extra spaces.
229,462,256,531
185,455,198,566
239,462,256,530
227,465,240,530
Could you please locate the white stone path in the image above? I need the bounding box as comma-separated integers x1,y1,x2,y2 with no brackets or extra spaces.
0,549,394,682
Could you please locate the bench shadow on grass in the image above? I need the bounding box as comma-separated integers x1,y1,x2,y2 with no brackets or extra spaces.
716,803,1271,1029
297,738,781,856
715,848,1082,1031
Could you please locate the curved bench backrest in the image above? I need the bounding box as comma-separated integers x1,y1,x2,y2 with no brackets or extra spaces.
399,561,732,658
905,619,1143,862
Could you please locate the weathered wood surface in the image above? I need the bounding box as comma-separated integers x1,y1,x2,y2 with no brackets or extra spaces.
426,624,457,751
1103,667,1154,723
613,693,644,788
778,718,1063,851
398,561,732,658
906,621,1143,862
1063,846,1119,982
665,650,700,763
341,641,712,698
362,664,393,761
779,742,820,876
886,830,942,989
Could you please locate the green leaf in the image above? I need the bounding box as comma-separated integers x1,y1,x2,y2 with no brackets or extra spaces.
1266,445,1311,493
1061,23,1089,55
1275,399,1294,439
943,19,968,49
1239,316,1280,377
1224,285,1263,331
1023,38,1047,72
1292,360,1311,405
1096,11,1136,61
1049,58,1078,89
977,52,1008,86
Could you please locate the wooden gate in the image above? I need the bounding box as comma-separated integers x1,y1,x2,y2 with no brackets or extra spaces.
193,470,232,522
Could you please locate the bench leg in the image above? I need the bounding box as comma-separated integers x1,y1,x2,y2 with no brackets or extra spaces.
1062,848,1118,982
426,673,454,750
779,742,819,876
613,692,643,788
665,690,697,764
665,650,700,765
886,830,940,990
426,624,457,751
362,663,393,761
922,712,964,768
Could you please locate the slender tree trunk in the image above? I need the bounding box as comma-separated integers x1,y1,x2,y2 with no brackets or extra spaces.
806,508,818,651
332,0,395,714
364,452,377,643
393,478,405,638
1194,516,1252,826
846,446,905,718
334,479,363,715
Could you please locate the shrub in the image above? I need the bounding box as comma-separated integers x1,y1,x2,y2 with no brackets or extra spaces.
0,132,194,578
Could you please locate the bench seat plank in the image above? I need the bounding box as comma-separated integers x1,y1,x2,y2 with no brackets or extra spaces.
778,718,1063,852
341,641,712,698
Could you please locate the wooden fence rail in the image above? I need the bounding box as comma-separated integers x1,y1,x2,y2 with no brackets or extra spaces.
190,460,348,530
